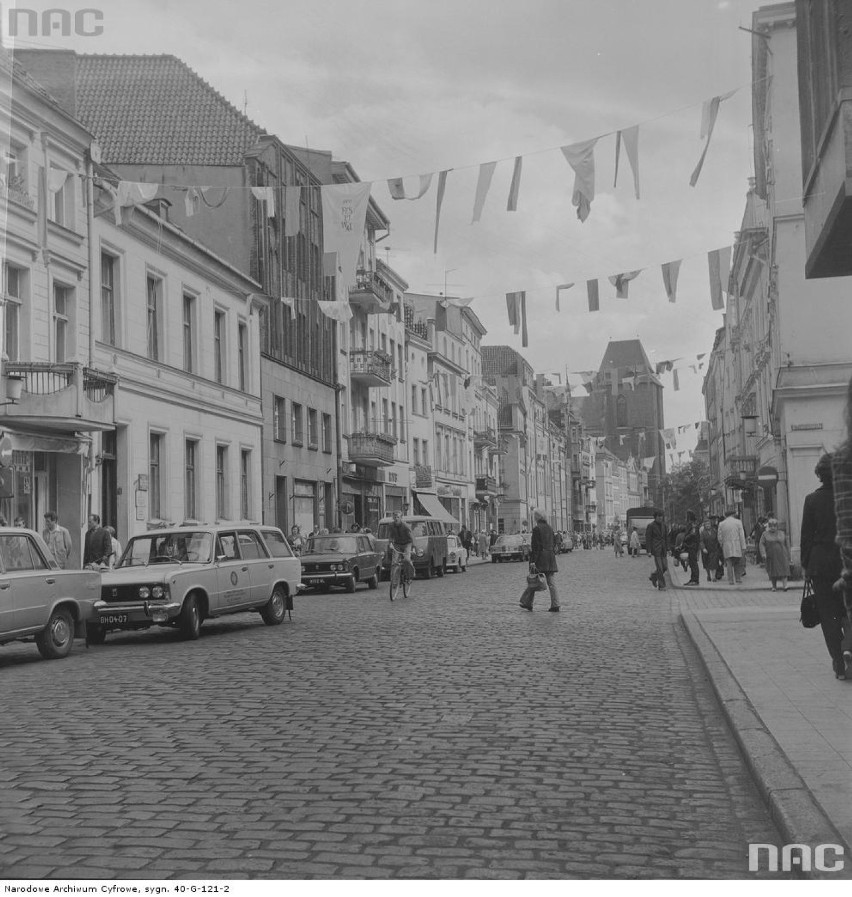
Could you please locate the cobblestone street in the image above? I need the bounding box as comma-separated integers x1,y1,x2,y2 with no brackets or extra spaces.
0,549,789,880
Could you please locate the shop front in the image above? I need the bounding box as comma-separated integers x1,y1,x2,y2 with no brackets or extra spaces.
342,466,382,532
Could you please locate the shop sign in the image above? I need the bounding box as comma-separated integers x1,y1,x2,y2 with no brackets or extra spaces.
790,423,823,431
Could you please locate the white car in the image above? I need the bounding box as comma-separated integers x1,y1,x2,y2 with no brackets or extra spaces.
94,525,302,642
445,534,467,573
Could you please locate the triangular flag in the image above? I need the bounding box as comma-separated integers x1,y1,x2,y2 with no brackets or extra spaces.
561,139,598,222
408,174,433,200
472,162,496,223
506,292,519,331
47,168,70,194
555,282,574,311
587,279,600,312
433,170,449,254
614,125,640,199
708,247,731,310
250,186,276,218
608,270,642,299
280,296,295,311
318,300,353,323
184,187,200,217
672,369,680,391
661,260,682,303
507,156,523,212
690,90,737,187
387,177,406,200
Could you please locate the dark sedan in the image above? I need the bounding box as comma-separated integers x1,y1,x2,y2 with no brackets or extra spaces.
299,534,381,593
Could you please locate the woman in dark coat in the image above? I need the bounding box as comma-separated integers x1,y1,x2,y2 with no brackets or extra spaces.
519,510,560,612
801,454,846,680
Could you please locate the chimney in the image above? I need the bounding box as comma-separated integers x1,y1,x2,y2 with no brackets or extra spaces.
13,49,78,116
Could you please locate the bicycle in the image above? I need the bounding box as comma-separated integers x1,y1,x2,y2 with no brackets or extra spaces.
388,544,413,602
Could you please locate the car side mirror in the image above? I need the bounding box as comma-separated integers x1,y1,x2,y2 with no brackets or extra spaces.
216,555,227,562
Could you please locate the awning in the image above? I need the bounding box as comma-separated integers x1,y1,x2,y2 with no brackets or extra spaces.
6,431,87,454
414,490,460,528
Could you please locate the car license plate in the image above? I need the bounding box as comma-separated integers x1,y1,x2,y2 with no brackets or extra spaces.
101,614,128,625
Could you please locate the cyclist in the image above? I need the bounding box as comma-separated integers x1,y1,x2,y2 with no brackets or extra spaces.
388,510,414,581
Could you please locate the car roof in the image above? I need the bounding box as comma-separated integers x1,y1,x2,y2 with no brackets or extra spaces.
128,524,275,536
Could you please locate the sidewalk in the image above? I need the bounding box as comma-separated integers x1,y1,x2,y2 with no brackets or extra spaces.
669,561,852,876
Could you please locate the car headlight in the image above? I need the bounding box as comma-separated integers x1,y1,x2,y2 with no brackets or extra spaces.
332,564,340,571
151,585,165,599
138,586,150,599
415,548,424,557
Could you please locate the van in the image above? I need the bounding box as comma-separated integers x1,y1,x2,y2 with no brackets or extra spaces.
375,515,450,579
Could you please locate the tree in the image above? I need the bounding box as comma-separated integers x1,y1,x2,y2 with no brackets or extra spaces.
664,457,713,522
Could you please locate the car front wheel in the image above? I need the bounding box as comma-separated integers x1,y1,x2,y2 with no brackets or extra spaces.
345,573,357,593
178,594,202,640
36,607,75,659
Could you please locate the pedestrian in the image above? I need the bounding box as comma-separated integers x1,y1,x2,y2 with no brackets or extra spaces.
83,513,112,568
681,511,701,585
289,525,304,556
759,518,790,591
13,516,25,528
832,376,852,665
489,527,498,549
479,529,489,559
628,527,640,558
42,510,73,569
802,454,848,680
646,510,668,591
700,517,723,582
718,508,747,584
519,509,560,612
751,516,767,566
105,525,122,568
612,526,623,557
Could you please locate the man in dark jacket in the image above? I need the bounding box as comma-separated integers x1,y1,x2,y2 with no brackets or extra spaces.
519,509,559,612
83,513,112,568
645,511,668,591
681,510,701,585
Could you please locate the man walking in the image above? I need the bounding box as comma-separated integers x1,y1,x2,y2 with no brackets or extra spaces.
681,510,701,585
718,508,747,584
83,513,112,568
646,510,668,591
42,511,73,568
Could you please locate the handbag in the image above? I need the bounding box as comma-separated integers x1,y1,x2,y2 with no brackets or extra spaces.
526,565,547,592
800,579,820,629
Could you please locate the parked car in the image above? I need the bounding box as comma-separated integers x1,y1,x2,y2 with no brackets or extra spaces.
445,534,467,573
375,516,449,579
0,528,99,660
300,533,381,593
490,534,531,563
559,532,574,552
93,525,301,642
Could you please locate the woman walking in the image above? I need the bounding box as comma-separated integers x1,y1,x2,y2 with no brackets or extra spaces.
801,454,847,679
519,509,560,613
759,518,791,591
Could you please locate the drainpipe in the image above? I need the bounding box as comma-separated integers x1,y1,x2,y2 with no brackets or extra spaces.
333,322,344,530
86,156,96,366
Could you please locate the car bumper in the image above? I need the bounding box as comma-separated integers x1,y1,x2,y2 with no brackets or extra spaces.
301,572,353,586
93,600,182,627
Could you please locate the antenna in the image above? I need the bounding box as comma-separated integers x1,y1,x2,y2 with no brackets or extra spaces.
243,91,248,116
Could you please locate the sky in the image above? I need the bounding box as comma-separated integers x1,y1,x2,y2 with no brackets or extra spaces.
5,0,772,459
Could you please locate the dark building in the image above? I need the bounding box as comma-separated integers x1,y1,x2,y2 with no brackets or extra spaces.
574,339,666,507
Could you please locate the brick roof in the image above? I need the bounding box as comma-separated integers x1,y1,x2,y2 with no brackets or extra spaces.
74,54,264,165
481,345,533,383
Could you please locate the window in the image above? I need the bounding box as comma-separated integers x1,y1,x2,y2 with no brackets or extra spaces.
422,388,428,414
238,321,248,391
422,439,429,467
3,146,25,192
308,408,318,449
216,445,228,518
240,450,251,519
3,263,25,362
291,403,303,445
382,398,389,435
411,385,418,415
413,438,420,466
149,432,163,520
391,403,397,439
183,293,196,372
322,413,332,453
185,439,198,521
273,396,286,442
398,345,404,380
49,167,74,229
214,310,225,383
53,283,72,363
101,253,118,347
146,275,162,361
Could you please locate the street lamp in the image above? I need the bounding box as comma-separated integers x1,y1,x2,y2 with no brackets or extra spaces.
0,374,23,406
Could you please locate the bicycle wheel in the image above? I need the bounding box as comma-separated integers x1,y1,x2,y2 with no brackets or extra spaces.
389,563,401,602
402,570,411,599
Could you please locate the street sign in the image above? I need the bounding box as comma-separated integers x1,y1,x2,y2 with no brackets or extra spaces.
0,435,13,468
757,466,779,485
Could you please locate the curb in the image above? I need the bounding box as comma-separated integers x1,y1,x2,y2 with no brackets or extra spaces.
680,608,852,879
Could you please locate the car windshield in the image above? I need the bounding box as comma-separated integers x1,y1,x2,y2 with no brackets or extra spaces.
118,532,214,567
305,536,358,554
495,536,520,546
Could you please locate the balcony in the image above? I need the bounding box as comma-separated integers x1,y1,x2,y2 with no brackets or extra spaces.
348,430,397,467
0,181,36,213
349,268,394,315
349,349,392,387
473,427,497,449
3,362,118,432
475,475,497,496
415,464,433,488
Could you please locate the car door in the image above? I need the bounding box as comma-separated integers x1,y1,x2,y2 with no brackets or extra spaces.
1,534,56,633
238,529,271,606
214,531,251,612
357,536,375,580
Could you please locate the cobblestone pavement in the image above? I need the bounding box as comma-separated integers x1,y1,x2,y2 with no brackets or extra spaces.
0,549,791,880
